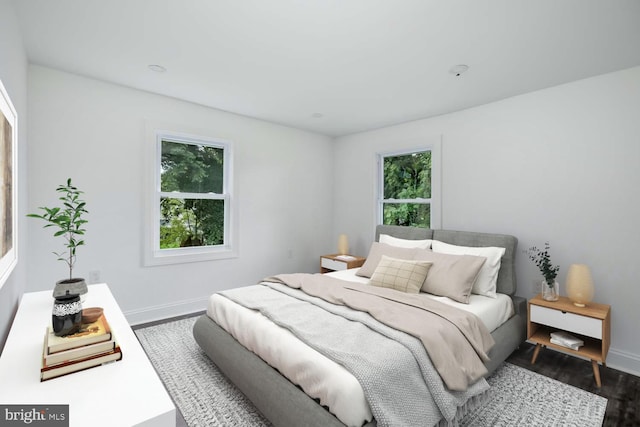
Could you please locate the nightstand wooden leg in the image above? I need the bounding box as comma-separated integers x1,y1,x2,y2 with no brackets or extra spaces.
592,360,602,388
531,344,543,364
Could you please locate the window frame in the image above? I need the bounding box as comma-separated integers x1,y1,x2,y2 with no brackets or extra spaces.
376,138,442,230
144,128,237,266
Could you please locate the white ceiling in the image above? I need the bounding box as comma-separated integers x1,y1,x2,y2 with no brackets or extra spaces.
11,0,640,137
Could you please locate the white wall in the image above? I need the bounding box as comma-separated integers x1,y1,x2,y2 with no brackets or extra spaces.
14,25,640,376
0,0,28,352
27,66,334,324
333,66,640,375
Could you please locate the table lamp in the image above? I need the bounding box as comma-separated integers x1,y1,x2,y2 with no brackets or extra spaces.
566,264,594,307
337,234,349,255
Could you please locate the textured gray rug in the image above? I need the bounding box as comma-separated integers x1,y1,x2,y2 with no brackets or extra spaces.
136,316,607,427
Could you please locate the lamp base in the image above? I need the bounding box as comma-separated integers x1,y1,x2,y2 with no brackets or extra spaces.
572,302,587,307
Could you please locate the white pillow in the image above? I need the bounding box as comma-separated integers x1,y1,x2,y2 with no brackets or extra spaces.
431,240,506,298
379,234,432,249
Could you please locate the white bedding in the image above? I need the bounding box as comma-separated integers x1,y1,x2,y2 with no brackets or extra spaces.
328,269,514,332
207,269,514,427
209,292,372,426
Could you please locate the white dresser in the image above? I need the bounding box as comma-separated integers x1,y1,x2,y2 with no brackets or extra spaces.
0,284,175,426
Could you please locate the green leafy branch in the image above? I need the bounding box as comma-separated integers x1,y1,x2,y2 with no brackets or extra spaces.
527,242,559,287
27,178,88,280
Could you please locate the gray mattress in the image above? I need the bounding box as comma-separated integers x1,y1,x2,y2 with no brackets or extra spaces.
193,225,527,427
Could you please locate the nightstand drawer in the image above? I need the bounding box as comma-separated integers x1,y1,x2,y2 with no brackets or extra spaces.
530,305,602,339
321,257,347,271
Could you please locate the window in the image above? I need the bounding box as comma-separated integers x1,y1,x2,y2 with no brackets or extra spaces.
145,130,235,265
377,142,441,229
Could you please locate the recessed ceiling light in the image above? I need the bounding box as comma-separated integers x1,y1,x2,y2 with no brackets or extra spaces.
449,64,469,77
311,112,324,119
148,64,167,73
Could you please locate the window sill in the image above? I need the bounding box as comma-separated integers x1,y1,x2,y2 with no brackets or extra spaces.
144,246,238,266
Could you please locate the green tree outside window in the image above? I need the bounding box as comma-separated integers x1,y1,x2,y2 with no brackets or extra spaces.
381,151,431,228
159,140,225,248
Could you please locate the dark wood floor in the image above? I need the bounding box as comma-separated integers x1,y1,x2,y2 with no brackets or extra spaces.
136,314,639,427
507,342,640,427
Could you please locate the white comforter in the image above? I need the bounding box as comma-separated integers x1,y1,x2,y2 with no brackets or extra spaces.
207,269,514,427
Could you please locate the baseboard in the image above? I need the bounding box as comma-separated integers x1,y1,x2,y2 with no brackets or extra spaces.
607,347,640,377
124,295,209,326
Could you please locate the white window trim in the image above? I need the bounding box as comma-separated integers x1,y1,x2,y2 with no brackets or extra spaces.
0,79,18,289
375,136,442,230
144,126,237,266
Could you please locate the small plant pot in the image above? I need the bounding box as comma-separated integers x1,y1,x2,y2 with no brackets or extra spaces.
53,278,88,302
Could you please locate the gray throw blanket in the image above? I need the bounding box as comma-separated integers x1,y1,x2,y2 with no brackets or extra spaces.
266,273,495,390
220,276,490,427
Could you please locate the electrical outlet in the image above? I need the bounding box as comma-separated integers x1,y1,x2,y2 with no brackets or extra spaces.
89,270,100,284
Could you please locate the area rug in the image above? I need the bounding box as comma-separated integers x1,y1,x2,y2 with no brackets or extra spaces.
135,316,607,427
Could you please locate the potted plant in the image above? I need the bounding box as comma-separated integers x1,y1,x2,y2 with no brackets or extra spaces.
527,242,560,301
28,178,89,300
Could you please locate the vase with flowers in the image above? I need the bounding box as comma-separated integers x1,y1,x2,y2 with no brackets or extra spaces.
527,242,560,301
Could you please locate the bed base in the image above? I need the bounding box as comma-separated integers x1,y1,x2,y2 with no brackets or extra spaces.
193,298,525,427
193,315,372,427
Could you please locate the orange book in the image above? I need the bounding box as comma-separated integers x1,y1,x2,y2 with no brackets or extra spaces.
41,345,122,381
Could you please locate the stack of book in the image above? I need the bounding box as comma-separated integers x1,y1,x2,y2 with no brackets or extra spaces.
550,331,584,351
41,314,122,381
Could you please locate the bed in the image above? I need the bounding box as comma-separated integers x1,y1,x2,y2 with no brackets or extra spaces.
193,225,527,427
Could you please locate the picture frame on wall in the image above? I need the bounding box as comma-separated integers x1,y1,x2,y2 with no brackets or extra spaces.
0,78,17,289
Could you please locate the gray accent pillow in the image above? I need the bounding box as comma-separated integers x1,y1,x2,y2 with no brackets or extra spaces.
356,242,418,278
413,250,486,304
369,256,433,294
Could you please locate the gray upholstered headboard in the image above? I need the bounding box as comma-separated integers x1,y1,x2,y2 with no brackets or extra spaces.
375,225,518,296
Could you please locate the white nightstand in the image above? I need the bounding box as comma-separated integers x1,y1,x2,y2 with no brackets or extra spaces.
527,294,611,387
320,254,366,273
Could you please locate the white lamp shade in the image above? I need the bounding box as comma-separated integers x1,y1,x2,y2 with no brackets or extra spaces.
566,264,594,307
337,234,349,255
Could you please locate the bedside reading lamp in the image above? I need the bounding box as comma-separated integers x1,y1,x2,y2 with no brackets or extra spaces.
566,264,595,307
337,234,349,255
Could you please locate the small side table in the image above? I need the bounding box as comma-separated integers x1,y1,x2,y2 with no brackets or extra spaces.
320,254,366,273
527,294,611,387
